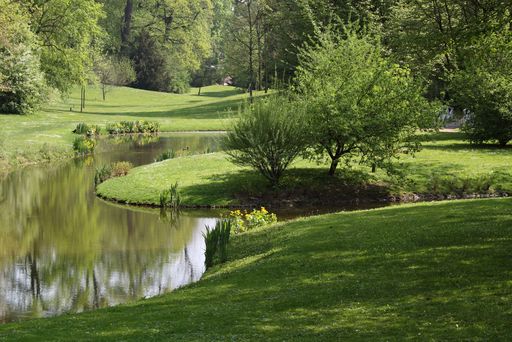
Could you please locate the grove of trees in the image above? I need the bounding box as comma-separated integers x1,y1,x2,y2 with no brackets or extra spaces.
1,0,511,148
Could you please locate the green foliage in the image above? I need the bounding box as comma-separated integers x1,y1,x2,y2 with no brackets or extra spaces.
222,94,308,186
18,0,104,93
155,150,176,163
452,29,512,147
95,55,136,100
0,0,46,114
73,123,101,136
106,121,160,135
94,161,133,186
72,136,96,155
203,219,232,269
295,23,438,176
94,164,112,186
159,183,181,209
229,207,277,234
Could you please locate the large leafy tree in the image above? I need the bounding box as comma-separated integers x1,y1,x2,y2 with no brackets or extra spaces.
0,0,46,114
452,29,512,146
295,24,438,176
17,0,105,93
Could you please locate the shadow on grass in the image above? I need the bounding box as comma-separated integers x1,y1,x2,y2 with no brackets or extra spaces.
3,199,511,340
181,167,393,207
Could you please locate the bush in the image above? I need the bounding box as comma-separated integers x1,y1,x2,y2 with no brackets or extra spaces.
229,207,277,234
222,94,308,186
94,161,133,186
72,136,96,155
94,164,112,186
155,149,176,162
111,161,133,177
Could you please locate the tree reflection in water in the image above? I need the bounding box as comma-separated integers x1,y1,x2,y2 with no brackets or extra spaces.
0,134,221,323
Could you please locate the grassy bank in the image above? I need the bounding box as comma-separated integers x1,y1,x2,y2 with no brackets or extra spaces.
0,85,253,173
97,132,512,207
1,198,511,340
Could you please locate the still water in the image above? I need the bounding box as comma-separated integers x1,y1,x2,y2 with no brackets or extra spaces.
0,134,222,323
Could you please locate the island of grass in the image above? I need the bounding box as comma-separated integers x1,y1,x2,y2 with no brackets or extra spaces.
0,85,259,173
97,131,512,207
1,198,511,340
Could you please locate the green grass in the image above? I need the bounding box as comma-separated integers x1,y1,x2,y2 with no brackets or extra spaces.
1,198,511,340
97,132,512,206
0,85,256,173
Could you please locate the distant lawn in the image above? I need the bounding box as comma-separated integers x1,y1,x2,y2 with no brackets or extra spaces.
97,131,512,207
1,198,511,340
0,85,256,172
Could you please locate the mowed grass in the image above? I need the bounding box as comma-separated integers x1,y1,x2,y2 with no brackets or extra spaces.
0,85,255,172
1,198,511,340
97,132,512,206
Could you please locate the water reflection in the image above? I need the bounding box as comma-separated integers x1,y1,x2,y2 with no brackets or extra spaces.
0,134,221,323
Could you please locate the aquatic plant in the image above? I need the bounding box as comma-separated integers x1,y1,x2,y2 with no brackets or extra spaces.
73,123,101,136
159,182,181,209
155,149,176,162
203,219,232,269
106,120,160,135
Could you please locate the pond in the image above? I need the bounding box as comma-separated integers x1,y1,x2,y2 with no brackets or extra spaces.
0,133,386,323
0,134,223,323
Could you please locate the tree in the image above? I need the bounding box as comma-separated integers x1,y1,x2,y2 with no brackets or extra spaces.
95,55,136,100
452,29,512,146
0,0,46,114
295,24,438,176
17,0,105,93
222,94,308,186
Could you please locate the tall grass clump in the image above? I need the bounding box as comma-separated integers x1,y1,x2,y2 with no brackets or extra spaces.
159,182,181,209
155,149,176,162
203,219,232,269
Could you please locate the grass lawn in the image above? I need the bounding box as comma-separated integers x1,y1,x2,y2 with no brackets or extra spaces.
97,132,512,207
1,198,511,340
0,85,255,173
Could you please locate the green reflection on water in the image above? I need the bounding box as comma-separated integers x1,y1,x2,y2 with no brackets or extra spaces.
0,134,221,323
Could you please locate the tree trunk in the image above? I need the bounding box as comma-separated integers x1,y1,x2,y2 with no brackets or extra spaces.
102,84,106,101
499,139,509,147
247,1,254,103
328,158,339,176
198,87,201,96
371,163,377,173
121,0,133,54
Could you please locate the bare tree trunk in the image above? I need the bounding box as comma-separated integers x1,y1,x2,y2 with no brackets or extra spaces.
328,159,339,176
198,87,201,96
121,0,133,54
247,1,254,103
102,84,106,101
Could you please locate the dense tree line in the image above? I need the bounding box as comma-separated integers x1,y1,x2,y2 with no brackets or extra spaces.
1,0,512,147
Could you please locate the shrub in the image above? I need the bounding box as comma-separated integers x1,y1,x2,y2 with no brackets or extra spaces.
72,136,96,155
203,219,232,269
111,161,133,177
222,94,308,186
94,164,112,186
94,161,133,186
155,149,176,162
229,207,277,234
